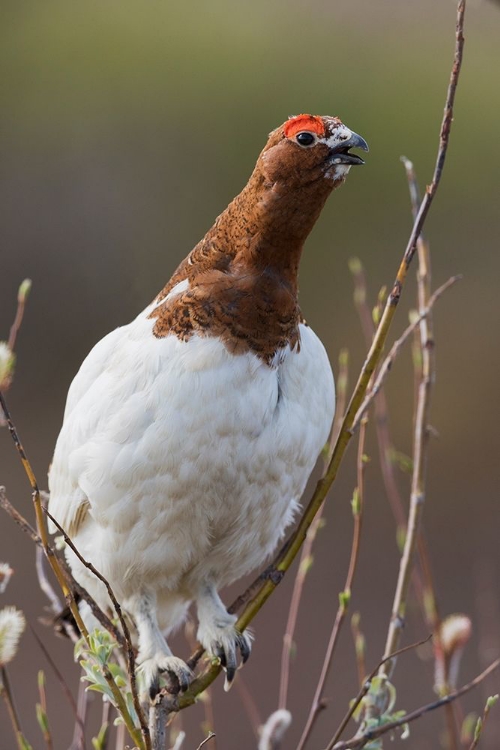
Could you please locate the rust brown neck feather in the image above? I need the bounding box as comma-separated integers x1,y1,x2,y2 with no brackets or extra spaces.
149,151,339,365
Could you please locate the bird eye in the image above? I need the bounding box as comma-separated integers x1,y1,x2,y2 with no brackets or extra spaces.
295,131,316,147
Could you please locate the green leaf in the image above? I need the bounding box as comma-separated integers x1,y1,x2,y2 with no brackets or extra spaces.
351,488,360,516
339,589,351,610
486,694,499,709
36,703,50,735
92,722,109,750
473,716,483,741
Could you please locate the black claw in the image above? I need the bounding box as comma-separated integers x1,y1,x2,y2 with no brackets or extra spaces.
149,674,160,701
215,645,227,668
225,662,236,685
163,671,181,695
178,671,191,694
239,636,251,663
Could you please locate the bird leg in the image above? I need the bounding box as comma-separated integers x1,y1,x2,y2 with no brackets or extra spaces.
196,582,251,691
129,591,192,699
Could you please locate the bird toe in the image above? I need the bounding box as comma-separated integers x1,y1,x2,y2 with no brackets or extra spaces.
139,654,192,698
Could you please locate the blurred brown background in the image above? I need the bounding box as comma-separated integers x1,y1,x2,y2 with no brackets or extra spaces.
1,0,499,748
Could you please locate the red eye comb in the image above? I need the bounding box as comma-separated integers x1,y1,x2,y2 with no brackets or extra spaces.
283,114,325,139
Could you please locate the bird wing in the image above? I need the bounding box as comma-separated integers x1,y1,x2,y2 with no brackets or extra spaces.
48,323,132,535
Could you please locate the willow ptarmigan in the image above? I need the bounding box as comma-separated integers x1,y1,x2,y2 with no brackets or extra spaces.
48,114,368,694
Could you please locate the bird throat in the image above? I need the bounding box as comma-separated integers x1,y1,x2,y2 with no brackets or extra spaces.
148,166,337,366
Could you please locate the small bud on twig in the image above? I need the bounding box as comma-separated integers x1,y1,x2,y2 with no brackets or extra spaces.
0,343,15,391
434,613,472,693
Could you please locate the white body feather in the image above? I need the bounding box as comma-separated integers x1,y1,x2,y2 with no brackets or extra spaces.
49,308,335,633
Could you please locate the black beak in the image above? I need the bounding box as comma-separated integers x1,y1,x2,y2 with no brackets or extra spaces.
329,131,369,166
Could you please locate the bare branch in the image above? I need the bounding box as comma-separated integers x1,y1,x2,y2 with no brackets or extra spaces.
196,733,216,750
8,279,32,352
296,418,367,750
351,274,461,433
0,666,31,750
30,626,80,724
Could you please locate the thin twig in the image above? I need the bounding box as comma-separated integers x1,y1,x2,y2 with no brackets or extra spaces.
351,275,460,434
71,678,88,750
330,657,500,750
278,349,349,712
37,670,53,750
0,666,30,750
30,626,81,724
278,512,323,712
36,546,63,614
8,279,31,351
184,621,217,747
43,507,150,750
350,614,366,689
196,733,216,750
468,694,499,750
325,636,432,750
403,153,459,750
235,675,262,740
296,417,367,750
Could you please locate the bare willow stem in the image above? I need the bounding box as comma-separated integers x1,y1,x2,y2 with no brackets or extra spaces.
73,679,88,750
279,349,350,713
30,626,81,724
330,657,500,750
296,418,367,750
165,0,467,710
235,676,262,740
403,154,459,750
278,511,323,711
196,733,216,750
36,546,63,615
0,666,28,750
351,275,461,433
350,614,366,689
44,507,150,750
37,670,53,750
8,280,31,351
468,694,499,750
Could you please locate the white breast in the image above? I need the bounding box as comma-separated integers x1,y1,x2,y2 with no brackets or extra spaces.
49,313,335,623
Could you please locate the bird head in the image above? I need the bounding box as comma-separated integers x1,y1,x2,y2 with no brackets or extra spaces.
259,114,368,188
